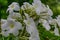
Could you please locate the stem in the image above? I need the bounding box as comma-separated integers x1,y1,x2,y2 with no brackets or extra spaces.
7,37,10,40
19,26,25,37
19,36,29,40
2,37,4,40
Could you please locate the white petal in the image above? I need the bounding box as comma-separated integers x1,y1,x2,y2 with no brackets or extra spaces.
33,0,41,6
42,20,50,31
2,30,9,37
7,12,21,20
13,4,20,11
14,22,22,30
33,0,47,15
24,13,40,40
13,13,21,18
24,13,30,19
1,22,10,30
26,24,40,40
27,25,40,40
36,8,41,15
56,15,60,27
13,30,19,36
9,28,19,36
6,7,13,14
33,0,40,3
54,27,59,36
47,5,53,16
1,19,7,24
7,2,20,13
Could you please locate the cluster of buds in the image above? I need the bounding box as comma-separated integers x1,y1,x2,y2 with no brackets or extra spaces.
1,0,60,40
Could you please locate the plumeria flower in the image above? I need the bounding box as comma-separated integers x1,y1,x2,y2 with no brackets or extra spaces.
1,19,22,37
56,15,60,27
24,13,40,40
54,27,60,36
7,2,20,13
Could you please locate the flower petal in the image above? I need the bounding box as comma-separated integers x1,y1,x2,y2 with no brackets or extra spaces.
42,20,50,31
54,27,59,36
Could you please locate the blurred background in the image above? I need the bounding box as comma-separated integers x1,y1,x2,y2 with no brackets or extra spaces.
0,0,60,40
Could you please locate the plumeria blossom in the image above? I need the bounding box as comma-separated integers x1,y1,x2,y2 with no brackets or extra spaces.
24,13,40,40
1,19,22,37
7,2,20,13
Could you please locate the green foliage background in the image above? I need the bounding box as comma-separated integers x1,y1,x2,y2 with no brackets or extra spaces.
0,0,60,40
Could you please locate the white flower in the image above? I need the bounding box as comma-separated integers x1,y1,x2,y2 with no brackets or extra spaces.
56,15,60,27
7,2,20,13
54,27,59,36
47,5,53,16
32,0,47,15
1,19,22,37
24,13,40,40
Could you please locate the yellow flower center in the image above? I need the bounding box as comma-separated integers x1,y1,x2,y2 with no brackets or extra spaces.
10,24,14,29
27,21,30,25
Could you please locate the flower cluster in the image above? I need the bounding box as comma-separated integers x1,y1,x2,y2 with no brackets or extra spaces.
1,0,60,40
